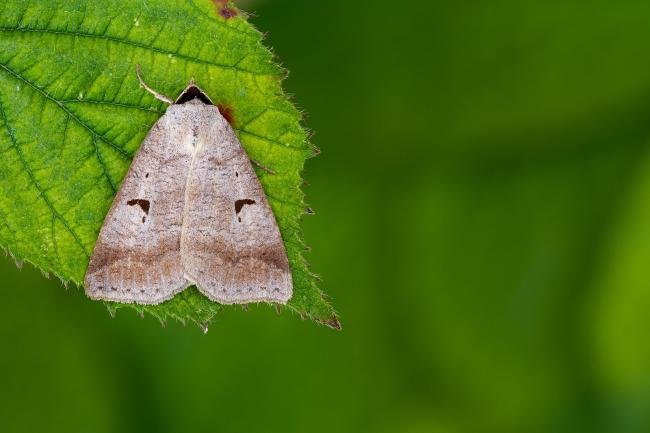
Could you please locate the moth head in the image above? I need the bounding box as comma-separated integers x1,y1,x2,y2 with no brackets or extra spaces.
175,81,213,105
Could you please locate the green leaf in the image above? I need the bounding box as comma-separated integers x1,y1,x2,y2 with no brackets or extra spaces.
0,0,338,329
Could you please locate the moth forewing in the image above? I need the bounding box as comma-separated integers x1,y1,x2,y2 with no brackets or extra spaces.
84,113,193,304
180,102,292,304
84,84,293,306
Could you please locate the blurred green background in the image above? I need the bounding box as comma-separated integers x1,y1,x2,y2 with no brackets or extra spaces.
3,0,650,432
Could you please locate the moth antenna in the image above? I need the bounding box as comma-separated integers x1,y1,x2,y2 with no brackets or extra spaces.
250,158,276,175
135,64,174,105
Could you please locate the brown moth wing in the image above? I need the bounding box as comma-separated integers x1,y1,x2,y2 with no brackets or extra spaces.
181,102,293,304
84,106,195,304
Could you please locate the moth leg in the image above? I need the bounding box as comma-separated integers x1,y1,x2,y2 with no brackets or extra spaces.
135,64,174,105
250,158,276,175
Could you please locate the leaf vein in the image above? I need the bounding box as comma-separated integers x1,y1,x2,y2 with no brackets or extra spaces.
92,134,117,192
0,26,270,75
0,96,90,259
60,99,164,114
0,62,132,160
238,129,302,150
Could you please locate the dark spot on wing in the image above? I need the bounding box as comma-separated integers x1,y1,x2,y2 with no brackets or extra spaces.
217,104,235,125
127,199,150,215
235,199,256,214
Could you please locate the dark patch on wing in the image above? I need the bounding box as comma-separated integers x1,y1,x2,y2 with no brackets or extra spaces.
127,199,150,215
195,239,289,272
234,199,256,214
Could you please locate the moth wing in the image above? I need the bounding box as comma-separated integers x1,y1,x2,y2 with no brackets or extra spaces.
181,105,292,304
84,110,193,304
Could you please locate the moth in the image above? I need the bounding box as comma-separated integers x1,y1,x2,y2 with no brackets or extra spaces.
84,66,292,305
